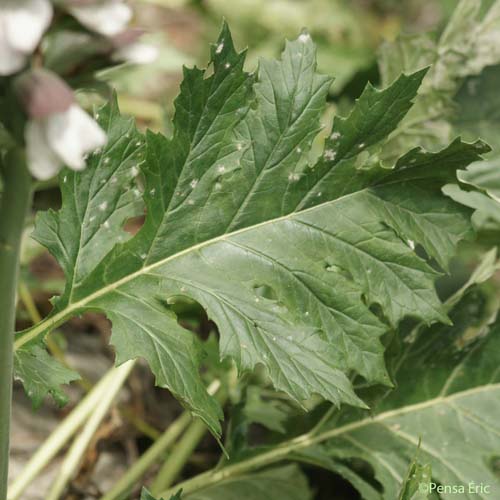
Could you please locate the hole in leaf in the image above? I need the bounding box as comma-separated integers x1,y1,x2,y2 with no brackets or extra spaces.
123,214,145,235
160,295,217,341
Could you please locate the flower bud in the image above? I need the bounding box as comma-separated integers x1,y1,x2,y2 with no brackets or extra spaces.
15,69,106,179
15,69,75,118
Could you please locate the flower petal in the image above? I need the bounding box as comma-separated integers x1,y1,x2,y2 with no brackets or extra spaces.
15,69,75,119
0,29,26,75
25,120,62,180
112,42,159,64
4,0,53,53
69,1,132,37
46,104,107,170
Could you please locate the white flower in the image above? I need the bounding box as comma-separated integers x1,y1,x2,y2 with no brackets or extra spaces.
0,0,53,75
68,0,132,37
16,69,106,180
112,41,158,64
26,104,107,179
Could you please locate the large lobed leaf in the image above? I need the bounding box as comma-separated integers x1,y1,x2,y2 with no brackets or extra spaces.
299,285,500,499
16,24,487,435
192,262,494,498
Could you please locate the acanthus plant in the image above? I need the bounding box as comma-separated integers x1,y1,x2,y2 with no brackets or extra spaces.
2,0,500,499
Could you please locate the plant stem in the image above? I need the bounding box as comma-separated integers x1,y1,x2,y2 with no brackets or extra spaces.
151,419,209,495
308,405,337,436
159,428,332,498
18,281,63,359
162,378,489,498
150,380,226,495
0,150,32,499
102,379,222,500
7,364,120,500
102,414,192,500
18,280,93,392
45,361,135,500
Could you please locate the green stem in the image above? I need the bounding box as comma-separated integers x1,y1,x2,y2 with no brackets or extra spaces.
18,281,63,359
161,375,497,498
18,281,93,392
151,382,227,495
102,379,221,500
159,434,315,498
101,414,192,500
45,361,135,500
159,426,340,498
308,405,336,436
0,150,32,499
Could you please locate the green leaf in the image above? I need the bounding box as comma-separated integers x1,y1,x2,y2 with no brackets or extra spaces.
32,94,145,311
398,455,432,500
13,94,144,410
185,465,312,500
292,446,383,500
141,487,182,500
14,344,79,407
454,64,500,154
242,386,290,434
305,288,500,498
378,0,500,159
141,466,312,500
444,159,500,233
17,25,485,434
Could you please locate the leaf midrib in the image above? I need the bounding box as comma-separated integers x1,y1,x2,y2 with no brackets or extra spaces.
15,187,367,348
311,383,500,447
168,382,500,496
14,173,435,350
144,63,249,263
225,40,310,231
67,117,140,303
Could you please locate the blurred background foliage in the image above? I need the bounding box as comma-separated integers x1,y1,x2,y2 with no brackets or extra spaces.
104,0,465,129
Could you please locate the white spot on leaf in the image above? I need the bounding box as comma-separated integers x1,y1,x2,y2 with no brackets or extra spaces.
324,149,336,161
